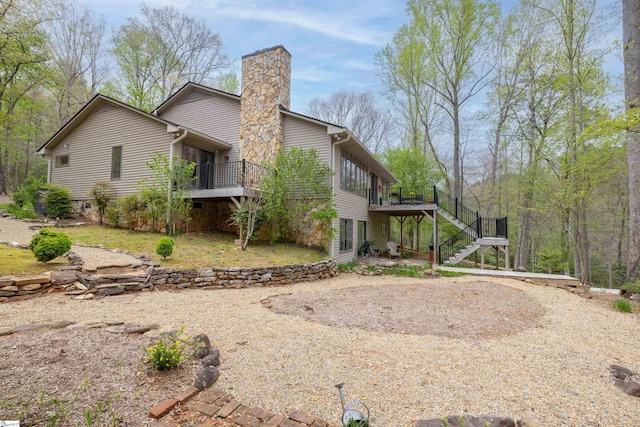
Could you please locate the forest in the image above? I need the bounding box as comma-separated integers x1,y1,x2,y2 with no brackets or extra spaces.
1,0,638,287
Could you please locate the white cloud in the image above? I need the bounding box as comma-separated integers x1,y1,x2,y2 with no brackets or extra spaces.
204,2,392,46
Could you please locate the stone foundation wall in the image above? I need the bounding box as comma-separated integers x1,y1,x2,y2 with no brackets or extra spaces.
189,201,237,234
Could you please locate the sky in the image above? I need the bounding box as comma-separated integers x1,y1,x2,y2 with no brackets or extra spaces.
77,0,623,115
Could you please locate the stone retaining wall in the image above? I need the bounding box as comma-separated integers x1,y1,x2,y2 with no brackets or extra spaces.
1,259,338,302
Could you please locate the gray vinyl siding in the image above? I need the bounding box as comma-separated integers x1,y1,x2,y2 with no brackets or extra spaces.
159,91,240,162
282,116,331,166
50,105,172,200
332,145,371,264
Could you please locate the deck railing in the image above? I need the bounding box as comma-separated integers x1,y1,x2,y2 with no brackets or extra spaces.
187,160,266,190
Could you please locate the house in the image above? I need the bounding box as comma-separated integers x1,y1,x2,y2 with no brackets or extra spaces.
37,46,398,263
37,45,509,266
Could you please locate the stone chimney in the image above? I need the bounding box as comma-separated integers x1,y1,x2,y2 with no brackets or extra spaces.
239,45,291,165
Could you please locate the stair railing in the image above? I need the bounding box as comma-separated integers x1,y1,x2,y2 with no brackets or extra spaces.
438,220,480,264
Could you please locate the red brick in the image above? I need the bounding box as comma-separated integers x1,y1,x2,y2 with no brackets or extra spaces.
214,393,235,406
198,387,226,404
194,402,220,417
174,386,199,404
265,414,287,427
280,418,306,427
217,399,241,418
288,410,316,425
149,399,179,419
234,414,261,427
247,406,273,422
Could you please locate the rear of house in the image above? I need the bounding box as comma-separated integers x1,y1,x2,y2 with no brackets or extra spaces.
38,45,397,262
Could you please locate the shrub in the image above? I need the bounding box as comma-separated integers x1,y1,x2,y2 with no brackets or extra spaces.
5,204,39,219
43,185,72,218
29,229,72,263
621,281,640,294
12,176,45,208
612,298,632,313
145,329,187,370
156,236,174,259
89,182,114,225
118,194,143,230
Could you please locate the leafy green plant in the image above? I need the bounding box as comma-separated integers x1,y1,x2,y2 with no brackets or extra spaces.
155,236,174,259
3,203,39,219
612,298,632,313
346,418,370,427
43,185,73,218
12,176,45,208
437,269,467,277
29,229,72,263
145,328,188,370
338,261,358,272
104,204,121,227
358,239,376,257
118,194,144,230
621,281,640,294
89,182,114,225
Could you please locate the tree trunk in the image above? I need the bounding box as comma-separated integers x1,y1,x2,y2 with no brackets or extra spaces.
453,101,461,200
624,0,640,281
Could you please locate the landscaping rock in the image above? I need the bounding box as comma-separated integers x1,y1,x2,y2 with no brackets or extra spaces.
73,293,95,300
50,320,75,329
95,284,125,298
105,325,127,334
0,326,14,336
517,419,544,427
201,349,220,367
51,270,79,286
417,415,515,427
610,364,635,379
13,323,49,333
194,366,220,390
613,379,640,397
192,334,211,359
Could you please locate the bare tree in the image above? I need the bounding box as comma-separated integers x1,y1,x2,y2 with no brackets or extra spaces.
624,0,640,280
108,5,231,110
47,0,108,124
307,90,393,153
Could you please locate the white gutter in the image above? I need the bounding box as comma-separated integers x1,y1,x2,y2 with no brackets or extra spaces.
329,131,350,258
166,127,188,234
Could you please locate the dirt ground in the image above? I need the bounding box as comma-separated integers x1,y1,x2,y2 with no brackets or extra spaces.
266,280,545,339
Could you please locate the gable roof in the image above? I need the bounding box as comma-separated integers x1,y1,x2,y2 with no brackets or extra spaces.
37,94,232,155
153,82,240,116
279,107,397,184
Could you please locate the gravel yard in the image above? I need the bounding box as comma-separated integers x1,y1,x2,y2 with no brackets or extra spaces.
2,274,640,426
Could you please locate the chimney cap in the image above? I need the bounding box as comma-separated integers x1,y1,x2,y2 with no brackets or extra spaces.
242,45,291,59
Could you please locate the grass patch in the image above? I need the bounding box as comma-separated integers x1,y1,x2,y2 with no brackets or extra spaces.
338,261,359,273
0,203,39,219
61,226,325,269
612,298,632,313
0,246,66,276
437,269,467,277
381,264,426,277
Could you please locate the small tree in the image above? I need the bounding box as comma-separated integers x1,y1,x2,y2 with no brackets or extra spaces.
155,236,174,259
43,185,73,218
29,229,72,263
139,152,195,234
88,182,114,225
229,190,265,250
261,147,336,246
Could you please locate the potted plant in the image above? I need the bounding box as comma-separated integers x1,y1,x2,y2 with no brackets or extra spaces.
358,239,376,257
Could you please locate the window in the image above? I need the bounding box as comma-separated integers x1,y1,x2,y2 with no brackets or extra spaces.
340,150,367,197
381,221,387,237
111,146,122,179
55,155,69,168
340,218,353,252
357,221,366,252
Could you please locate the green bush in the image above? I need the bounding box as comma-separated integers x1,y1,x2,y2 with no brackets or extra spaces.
612,298,632,313
145,330,185,370
43,185,73,218
104,205,121,227
118,194,143,230
5,204,39,219
156,236,174,259
29,229,72,263
12,176,45,208
89,182,114,225
621,281,640,294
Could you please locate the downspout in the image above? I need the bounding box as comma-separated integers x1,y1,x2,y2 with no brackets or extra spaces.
166,128,188,234
329,131,351,258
